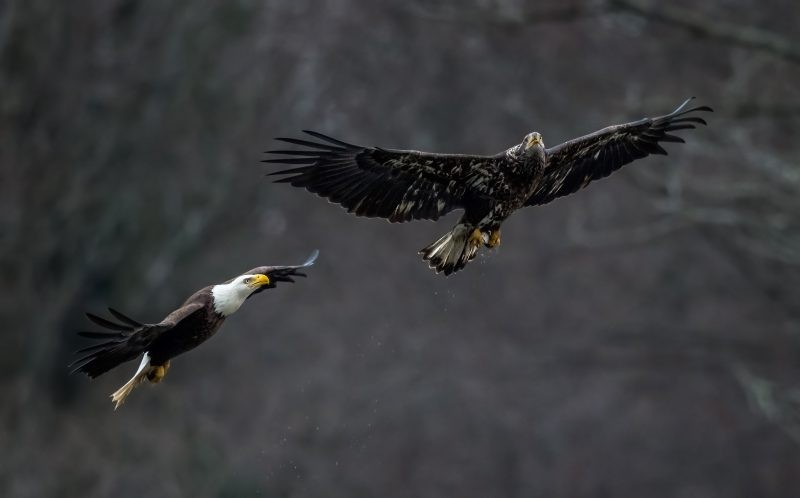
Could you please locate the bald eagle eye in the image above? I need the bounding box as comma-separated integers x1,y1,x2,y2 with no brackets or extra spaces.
243,277,252,285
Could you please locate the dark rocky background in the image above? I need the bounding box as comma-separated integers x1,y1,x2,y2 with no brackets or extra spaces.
2,1,799,496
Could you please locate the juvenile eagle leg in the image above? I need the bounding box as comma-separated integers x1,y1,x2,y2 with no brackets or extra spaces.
486,229,501,248
468,228,484,249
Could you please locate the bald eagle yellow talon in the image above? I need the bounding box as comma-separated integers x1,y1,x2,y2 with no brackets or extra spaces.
487,229,501,248
147,364,167,383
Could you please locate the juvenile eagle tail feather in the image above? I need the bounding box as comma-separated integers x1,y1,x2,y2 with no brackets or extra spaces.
420,224,481,276
110,353,154,410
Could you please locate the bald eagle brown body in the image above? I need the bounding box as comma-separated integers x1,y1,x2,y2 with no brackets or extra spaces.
71,251,318,408
266,99,711,275
146,291,224,366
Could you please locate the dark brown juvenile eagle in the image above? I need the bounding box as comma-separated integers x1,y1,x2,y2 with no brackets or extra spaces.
71,250,318,409
266,98,711,275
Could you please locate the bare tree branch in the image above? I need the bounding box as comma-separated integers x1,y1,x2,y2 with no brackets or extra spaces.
403,2,600,27
565,211,690,249
406,0,800,66
610,0,800,65
735,364,800,446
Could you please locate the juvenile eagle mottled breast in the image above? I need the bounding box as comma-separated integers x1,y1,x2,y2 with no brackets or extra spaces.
266,98,712,275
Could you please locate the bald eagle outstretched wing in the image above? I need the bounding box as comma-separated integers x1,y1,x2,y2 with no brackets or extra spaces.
526,98,712,206
70,303,203,378
244,249,319,296
265,131,497,222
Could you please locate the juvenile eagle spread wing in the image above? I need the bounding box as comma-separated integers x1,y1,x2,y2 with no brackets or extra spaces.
264,131,499,223
528,98,712,206
267,98,711,275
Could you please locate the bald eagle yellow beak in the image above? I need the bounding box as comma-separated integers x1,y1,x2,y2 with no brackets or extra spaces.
525,135,542,149
250,274,270,287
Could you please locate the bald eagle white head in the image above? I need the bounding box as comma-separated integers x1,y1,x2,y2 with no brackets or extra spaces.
211,274,270,316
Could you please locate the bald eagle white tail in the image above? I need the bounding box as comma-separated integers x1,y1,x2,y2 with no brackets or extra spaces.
420,223,481,276
110,352,155,410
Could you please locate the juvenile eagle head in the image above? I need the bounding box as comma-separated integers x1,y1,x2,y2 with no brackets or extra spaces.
521,132,544,152
211,274,270,316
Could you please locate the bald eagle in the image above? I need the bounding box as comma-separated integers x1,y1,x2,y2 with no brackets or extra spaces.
71,251,318,409
265,98,711,275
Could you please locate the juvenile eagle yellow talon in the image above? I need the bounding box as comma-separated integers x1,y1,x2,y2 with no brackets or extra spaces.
487,229,501,248
468,228,484,248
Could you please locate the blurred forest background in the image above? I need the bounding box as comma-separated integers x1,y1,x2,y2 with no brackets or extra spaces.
2,0,800,496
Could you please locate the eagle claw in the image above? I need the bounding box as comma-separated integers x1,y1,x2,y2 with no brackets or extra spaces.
486,229,501,248
468,228,484,248
147,361,170,383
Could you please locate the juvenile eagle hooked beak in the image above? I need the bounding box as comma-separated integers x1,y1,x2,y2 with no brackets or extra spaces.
525,133,543,149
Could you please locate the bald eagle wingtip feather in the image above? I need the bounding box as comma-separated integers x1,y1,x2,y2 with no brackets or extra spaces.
674,97,694,113
303,249,320,267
